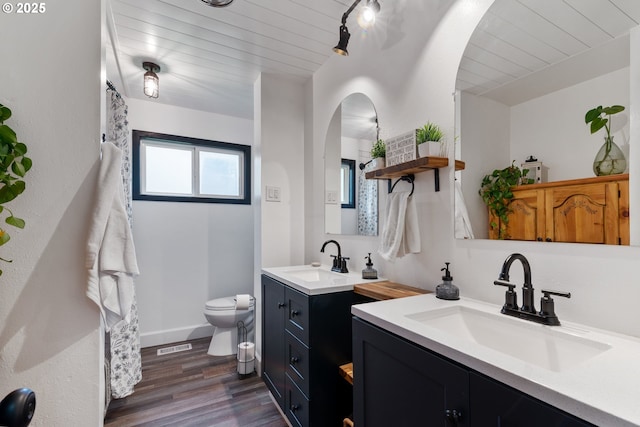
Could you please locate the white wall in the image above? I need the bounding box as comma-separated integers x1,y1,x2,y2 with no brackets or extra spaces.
127,99,255,347
307,0,640,339
459,92,510,239
510,67,630,182
258,74,306,269
0,0,104,425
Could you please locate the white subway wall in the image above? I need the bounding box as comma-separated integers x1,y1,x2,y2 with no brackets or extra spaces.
127,99,255,347
0,0,104,424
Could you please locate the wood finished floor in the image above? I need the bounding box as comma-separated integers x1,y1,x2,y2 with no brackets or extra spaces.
104,338,288,427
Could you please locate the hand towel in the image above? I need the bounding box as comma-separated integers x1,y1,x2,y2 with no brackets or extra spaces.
378,191,420,262
86,142,140,331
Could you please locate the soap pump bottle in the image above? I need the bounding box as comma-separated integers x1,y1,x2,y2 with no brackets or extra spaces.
362,253,378,280
436,262,459,300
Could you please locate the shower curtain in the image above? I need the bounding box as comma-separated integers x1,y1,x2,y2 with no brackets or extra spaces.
104,86,142,405
358,160,378,236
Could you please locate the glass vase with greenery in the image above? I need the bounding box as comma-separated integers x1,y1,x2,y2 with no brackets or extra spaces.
585,105,626,176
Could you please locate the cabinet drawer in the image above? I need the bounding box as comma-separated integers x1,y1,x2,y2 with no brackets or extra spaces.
286,330,311,398
286,287,310,344
286,374,310,427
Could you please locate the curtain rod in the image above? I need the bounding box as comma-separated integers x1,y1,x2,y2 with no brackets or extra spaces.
106,80,122,99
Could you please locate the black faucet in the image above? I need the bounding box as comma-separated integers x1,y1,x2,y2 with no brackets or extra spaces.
320,240,349,273
494,253,570,326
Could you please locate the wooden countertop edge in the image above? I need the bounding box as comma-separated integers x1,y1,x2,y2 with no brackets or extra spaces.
354,280,431,301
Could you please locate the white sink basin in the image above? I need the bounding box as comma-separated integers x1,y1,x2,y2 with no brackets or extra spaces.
281,266,350,284
406,306,611,372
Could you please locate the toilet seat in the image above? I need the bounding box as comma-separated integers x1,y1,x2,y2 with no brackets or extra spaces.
205,296,255,311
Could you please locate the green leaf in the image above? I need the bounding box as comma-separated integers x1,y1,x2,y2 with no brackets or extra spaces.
585,107,602,123
0,181,25,204
0,230,10,245
6,216,25,229
11,161,25,177
0,125,17,144
21,157,32,173
0,106,11,122
602,105,625,115
14,143,26,156
590,118,606,134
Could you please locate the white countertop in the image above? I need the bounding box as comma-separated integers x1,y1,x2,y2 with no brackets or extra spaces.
262,264,383,295
352,294,640,427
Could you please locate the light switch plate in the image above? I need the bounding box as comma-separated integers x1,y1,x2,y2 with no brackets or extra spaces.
326,190,338,204
266,185,281,202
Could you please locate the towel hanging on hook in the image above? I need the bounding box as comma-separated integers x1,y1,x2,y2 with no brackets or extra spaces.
390,174,415,196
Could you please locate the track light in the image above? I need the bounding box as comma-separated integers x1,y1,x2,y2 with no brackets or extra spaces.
333,0,381,56
333,24,351,56
142,62,160,99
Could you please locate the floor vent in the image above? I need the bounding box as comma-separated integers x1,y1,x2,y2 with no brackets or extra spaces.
157,343,193,356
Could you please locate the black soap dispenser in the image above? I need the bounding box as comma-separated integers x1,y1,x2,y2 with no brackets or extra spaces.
362,253,378,280
436,262,459,300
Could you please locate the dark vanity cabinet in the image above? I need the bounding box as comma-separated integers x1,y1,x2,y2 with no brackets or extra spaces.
353,317,594,427
261,274,361,427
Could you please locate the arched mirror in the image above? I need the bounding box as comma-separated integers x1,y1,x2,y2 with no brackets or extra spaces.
454,0,639,245
325,93,380,235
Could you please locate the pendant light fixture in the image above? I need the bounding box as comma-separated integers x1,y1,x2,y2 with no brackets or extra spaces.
200,0,234,7
142,62,160,99
333,0,381,56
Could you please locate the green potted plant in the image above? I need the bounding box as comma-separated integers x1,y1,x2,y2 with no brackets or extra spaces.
585,105,626,176
370,139,386,170
0,102,32,276
416,122,444,157
478,161,530,240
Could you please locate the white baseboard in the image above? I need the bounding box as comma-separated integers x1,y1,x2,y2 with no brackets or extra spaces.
140,323,214,348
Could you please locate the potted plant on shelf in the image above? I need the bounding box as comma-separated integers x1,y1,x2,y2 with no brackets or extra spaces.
585,105,626,176
370,139,386,170
478,161,530,240
0,102,32,276
416,122,444,157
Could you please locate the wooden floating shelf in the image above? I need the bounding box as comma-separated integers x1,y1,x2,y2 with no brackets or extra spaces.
365,156,465,192
365,156,465,180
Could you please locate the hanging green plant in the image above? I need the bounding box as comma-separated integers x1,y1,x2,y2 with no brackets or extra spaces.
0,102,33,276
478,161,529,240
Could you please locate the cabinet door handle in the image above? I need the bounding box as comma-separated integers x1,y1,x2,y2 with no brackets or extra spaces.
537,237,543,241
545,237,552,242
290,357,299,364
290,404,300,412
445,409,462,426
291,310,300,317
277,302,286,308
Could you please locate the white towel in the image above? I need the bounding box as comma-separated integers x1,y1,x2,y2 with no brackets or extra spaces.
86,142,140,331
378,192,421,262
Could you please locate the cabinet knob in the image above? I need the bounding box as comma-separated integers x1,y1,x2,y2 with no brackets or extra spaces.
290,357,299,364
537,237,542,241
445,409,462,425
545,237,552,242
291,310,300,317
290,404,300,412
277,302,286,309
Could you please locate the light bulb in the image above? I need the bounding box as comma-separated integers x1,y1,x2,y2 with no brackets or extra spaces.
357,6,376,29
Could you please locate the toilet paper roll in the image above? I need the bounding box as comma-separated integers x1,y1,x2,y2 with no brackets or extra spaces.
237,342,255,362
236,294,251,310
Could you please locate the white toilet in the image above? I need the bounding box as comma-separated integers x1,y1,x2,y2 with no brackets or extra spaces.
203,295,255,356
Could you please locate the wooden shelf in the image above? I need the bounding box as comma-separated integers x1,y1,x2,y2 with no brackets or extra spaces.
364,156,465,192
